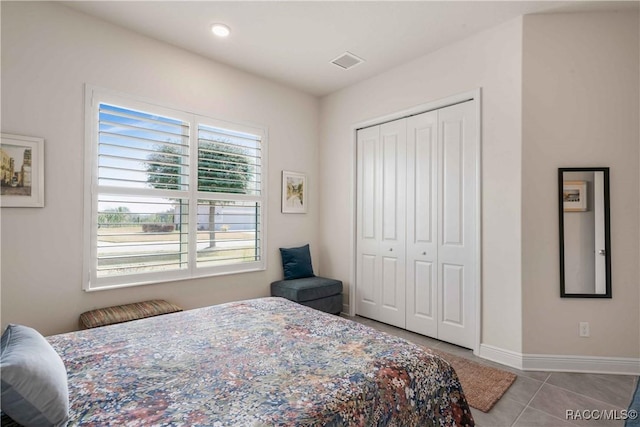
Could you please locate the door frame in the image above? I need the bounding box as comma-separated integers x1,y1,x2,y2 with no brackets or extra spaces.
349,88,483,354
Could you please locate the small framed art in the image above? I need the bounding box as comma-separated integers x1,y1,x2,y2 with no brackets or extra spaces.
282,170,306,214
563,180,587,212
1,133,45,208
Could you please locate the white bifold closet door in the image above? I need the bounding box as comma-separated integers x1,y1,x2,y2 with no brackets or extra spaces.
356,119,407,328
356,100,477,349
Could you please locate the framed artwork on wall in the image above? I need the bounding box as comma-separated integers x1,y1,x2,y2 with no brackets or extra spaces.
1,133,45,208
563,180,587,212
282,170,306,213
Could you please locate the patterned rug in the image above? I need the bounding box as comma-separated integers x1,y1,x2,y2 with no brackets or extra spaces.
430,348,517,413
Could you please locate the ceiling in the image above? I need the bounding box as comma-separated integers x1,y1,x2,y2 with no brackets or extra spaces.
62,1,639,97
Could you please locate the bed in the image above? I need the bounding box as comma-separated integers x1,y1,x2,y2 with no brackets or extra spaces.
3,297,474,426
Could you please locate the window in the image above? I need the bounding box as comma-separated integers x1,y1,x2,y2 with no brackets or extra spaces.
84,87,266,290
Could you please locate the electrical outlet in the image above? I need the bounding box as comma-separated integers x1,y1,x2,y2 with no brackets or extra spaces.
579,322,590,337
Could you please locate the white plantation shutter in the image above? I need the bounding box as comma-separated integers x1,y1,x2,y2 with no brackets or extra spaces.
195,200,262,268
98,104,190,190
84,87,266,290
195,123,263,270
198,124,262,195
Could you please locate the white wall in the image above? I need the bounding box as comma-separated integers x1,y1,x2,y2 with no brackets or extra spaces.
1,2,320,336
319,19,524,353
522,12,639,357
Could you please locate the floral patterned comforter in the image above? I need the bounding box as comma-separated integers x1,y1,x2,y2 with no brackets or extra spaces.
48,297,474,426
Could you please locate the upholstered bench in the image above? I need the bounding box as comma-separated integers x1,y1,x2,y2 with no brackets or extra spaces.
271,277,343,315
79,299,183,329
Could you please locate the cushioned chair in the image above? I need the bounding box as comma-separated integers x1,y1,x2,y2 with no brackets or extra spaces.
271,244,343,314
271,276,343,314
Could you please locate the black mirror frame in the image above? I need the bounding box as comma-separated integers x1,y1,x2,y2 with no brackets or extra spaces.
558,167,612,298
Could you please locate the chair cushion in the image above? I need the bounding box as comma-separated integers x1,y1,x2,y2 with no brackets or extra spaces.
299,294,343,315
79,299,183,329
279,244,314,280
0,324,69,427
271,276,343,302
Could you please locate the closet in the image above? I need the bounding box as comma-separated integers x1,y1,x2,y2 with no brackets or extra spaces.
355,100,478,349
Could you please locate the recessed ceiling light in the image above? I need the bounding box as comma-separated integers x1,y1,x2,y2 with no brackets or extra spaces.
211,23,231,38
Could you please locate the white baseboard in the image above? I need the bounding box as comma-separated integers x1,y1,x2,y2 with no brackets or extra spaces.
522,353,640,376
478,344,524,370
341,303,350,316
479,344,640,376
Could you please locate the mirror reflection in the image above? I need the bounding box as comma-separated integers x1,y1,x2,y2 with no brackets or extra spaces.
559,168,611,298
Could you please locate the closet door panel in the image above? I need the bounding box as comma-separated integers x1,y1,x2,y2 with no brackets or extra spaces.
441,120,464,246
405,111,438,336
361,139,377,240
359,254,378,304
442,263,464,325
382,256,400,307
437,101,477,349
382,135,399,241
414,132,435,242
413,260,435,317
356,126,381,320
378,120,406,328
356,120,406,328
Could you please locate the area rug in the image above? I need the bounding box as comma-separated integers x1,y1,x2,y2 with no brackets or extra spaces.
430,348,517,413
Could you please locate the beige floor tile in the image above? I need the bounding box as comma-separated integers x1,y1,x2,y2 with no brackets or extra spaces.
546,372,636,409
503,375,545,406
529,384,625,427
470,396,526,427
513,406,576,427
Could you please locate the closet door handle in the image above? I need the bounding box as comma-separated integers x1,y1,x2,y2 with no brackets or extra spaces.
389,248,393,252
422,252,427,256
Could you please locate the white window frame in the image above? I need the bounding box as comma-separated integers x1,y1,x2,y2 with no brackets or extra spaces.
83,86,267,291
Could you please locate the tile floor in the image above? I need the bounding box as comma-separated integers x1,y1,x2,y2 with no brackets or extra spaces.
347,315,638,427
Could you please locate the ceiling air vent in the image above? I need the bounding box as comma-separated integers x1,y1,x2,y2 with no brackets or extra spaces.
331,52,365,70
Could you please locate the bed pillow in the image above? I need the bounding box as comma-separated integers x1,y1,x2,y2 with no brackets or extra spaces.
280,244,315,280
0,324,69,427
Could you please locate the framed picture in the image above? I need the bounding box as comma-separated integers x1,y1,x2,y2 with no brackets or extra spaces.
1,133,45,207
563,180,587,212
282,170,307,213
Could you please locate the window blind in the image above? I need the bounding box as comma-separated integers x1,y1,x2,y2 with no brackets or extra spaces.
98,104,190,191
197,124,261,195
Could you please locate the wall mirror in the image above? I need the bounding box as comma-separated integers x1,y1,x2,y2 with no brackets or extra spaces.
558,167,611,298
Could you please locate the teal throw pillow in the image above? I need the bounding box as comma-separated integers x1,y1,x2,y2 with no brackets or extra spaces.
280,244,315,280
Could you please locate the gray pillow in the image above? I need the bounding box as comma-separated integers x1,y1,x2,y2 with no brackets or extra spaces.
1,324,69,427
